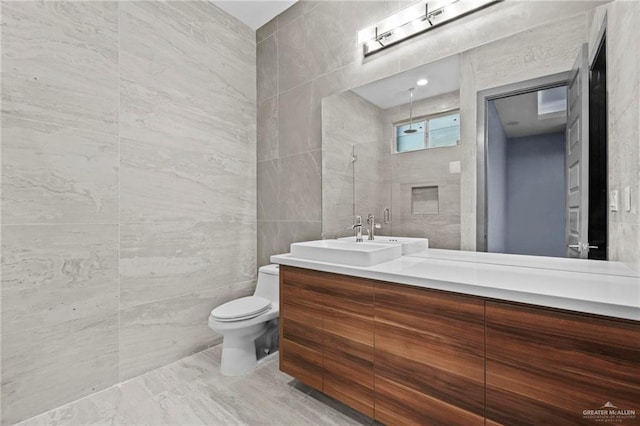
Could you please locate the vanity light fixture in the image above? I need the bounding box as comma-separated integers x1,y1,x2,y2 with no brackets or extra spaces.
357,0,502,57
417,78,428,86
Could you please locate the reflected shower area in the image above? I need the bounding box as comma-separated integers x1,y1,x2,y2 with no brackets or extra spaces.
321,55,463,248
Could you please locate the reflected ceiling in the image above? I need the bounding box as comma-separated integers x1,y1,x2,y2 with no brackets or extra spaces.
493,88,567,138
351,55,460,110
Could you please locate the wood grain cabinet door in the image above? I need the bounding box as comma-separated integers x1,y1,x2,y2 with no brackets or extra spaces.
322,273,375,417
279,266,324,389
486,301,640,426
374,284,486,426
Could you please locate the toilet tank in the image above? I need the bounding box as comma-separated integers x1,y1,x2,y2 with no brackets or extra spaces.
254,264,280,303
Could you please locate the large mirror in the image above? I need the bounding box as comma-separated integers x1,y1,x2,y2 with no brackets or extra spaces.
322,55,463,249
321,12,611,258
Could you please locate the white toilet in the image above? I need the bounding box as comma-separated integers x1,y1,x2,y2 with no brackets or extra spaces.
208,264,280,376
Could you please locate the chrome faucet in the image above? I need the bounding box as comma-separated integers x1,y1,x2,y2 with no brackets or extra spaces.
367,214,382,240
352,215,363,242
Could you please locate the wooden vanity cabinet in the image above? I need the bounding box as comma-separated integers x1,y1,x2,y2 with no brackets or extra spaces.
280,266,640,425
374,283,486,426
485,301,640,426
279,266,375,416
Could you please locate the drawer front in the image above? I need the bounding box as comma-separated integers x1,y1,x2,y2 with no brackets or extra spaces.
280,339,323,390
374,283,485,425
486,301,640,425
316,269,375,417
280,266,324,389
324,307,374,417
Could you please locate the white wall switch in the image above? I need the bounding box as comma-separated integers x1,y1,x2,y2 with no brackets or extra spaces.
624,186,631,212
610,189,619,212
449,161,461,174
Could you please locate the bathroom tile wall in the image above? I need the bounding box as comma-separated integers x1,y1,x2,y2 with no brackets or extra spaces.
1,1,256,423
1,2,120,423
596,1,640,271
256,1,403,266
118,2,256,382
256,0,609,266
383,92,461,249
321,91,385,239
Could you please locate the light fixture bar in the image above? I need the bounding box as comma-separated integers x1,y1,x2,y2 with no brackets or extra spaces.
357,0,502,57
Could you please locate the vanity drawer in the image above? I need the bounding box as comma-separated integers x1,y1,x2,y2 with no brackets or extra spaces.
280,267,324,389
323,303,374,417
486,301,640,425
374,283,485,425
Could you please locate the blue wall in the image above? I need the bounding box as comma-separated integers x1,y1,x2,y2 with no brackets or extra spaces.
486,102,508,253
506,132,566,257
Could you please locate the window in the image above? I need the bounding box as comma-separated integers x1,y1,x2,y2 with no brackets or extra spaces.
395,111,460,153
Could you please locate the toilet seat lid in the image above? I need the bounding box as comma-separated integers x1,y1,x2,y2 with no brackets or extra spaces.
210,296,272,322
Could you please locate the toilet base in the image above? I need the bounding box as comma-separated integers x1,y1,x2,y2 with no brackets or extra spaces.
220,323,264,376
220,344,279,376
218,320,282,377
210,310,280,376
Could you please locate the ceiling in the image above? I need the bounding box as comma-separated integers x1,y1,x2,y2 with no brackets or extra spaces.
351,55,460,110
492,89,567,138
212,1,297,30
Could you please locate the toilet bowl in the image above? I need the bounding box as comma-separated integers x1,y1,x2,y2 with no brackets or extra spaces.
208,264,280,376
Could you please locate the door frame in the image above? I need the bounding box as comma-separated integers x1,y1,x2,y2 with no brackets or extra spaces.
476,72,571,252
587,14,608,259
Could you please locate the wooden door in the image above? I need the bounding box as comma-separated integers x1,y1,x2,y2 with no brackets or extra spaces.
486,301,640,425
279,266,324,389
374,284,485,425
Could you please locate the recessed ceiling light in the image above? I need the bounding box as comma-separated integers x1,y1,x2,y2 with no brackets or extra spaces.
417,78,428,86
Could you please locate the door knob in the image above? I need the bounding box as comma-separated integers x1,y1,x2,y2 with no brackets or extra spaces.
568,243,599,252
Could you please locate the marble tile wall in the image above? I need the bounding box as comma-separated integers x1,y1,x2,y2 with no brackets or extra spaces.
595,1,640,271
1,1,256,423
321,91,385,239
256,1,403,266
383,92,461,248
256,0,607,265
117,0,256,389
1,2,120,423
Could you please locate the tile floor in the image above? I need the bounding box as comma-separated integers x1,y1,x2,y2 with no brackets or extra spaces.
17,345,376,426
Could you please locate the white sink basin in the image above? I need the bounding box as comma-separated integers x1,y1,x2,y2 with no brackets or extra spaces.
338,236,429,255
290,240,402,266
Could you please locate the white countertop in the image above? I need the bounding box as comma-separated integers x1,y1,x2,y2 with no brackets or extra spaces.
271,248,640,321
